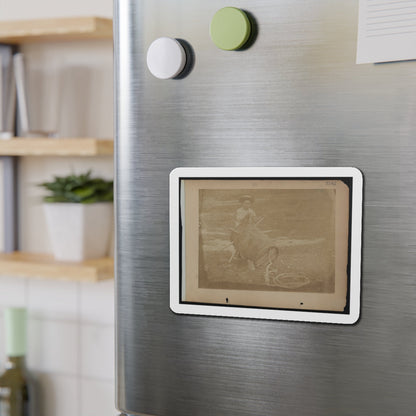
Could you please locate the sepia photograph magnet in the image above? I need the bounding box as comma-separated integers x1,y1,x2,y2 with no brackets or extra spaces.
170,168,363,324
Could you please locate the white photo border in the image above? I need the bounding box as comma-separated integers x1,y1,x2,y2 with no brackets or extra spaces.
170,167,363,325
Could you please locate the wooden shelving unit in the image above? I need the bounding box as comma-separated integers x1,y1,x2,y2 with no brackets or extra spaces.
0,252,113,282
0,17,112,44
0,138,113,156
0,17,114,282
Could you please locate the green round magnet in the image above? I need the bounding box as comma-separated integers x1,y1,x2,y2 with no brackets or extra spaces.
210,7,251,51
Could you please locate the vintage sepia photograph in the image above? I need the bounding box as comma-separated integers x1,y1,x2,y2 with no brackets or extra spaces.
181,179,350,312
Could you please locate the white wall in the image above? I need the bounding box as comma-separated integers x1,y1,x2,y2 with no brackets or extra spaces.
0,0,112,21
0,1,116,416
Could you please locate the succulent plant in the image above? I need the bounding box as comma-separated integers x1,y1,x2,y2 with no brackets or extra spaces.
39,171,113,204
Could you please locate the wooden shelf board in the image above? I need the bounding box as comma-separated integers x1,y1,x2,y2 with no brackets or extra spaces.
0,137,113,156
0,17,112,44
0,252,114,282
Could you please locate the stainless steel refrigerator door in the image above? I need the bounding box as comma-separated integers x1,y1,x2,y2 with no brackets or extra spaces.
114,0,416,415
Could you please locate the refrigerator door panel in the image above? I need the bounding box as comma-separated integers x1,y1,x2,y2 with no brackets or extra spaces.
114,0,416,415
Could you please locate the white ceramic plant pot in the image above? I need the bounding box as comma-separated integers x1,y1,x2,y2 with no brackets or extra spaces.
43,202,113,262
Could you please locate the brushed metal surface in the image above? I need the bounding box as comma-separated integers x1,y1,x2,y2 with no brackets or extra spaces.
114,0,416,415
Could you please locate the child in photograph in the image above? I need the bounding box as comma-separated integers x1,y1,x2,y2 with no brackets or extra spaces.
235,195,257,227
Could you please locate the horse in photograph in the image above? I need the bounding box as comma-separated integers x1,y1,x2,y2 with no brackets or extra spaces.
230,218,279,284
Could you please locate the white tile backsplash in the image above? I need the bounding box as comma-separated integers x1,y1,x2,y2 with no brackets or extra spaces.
80,324,114,380
0,276,27,310
80,379,116,416
32,373,79,416
27,318,79,375
80,279,114,325
28,279,78,320
0,293,116,416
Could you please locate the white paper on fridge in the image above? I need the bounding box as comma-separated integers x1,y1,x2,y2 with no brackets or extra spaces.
357,0,416,64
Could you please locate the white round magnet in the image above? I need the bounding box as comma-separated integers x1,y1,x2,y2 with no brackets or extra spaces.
146,37,187,80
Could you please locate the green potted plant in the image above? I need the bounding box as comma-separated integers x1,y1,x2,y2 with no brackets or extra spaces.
39,171,113,262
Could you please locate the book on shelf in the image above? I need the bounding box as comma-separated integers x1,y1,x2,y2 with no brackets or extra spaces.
0,44,16,139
